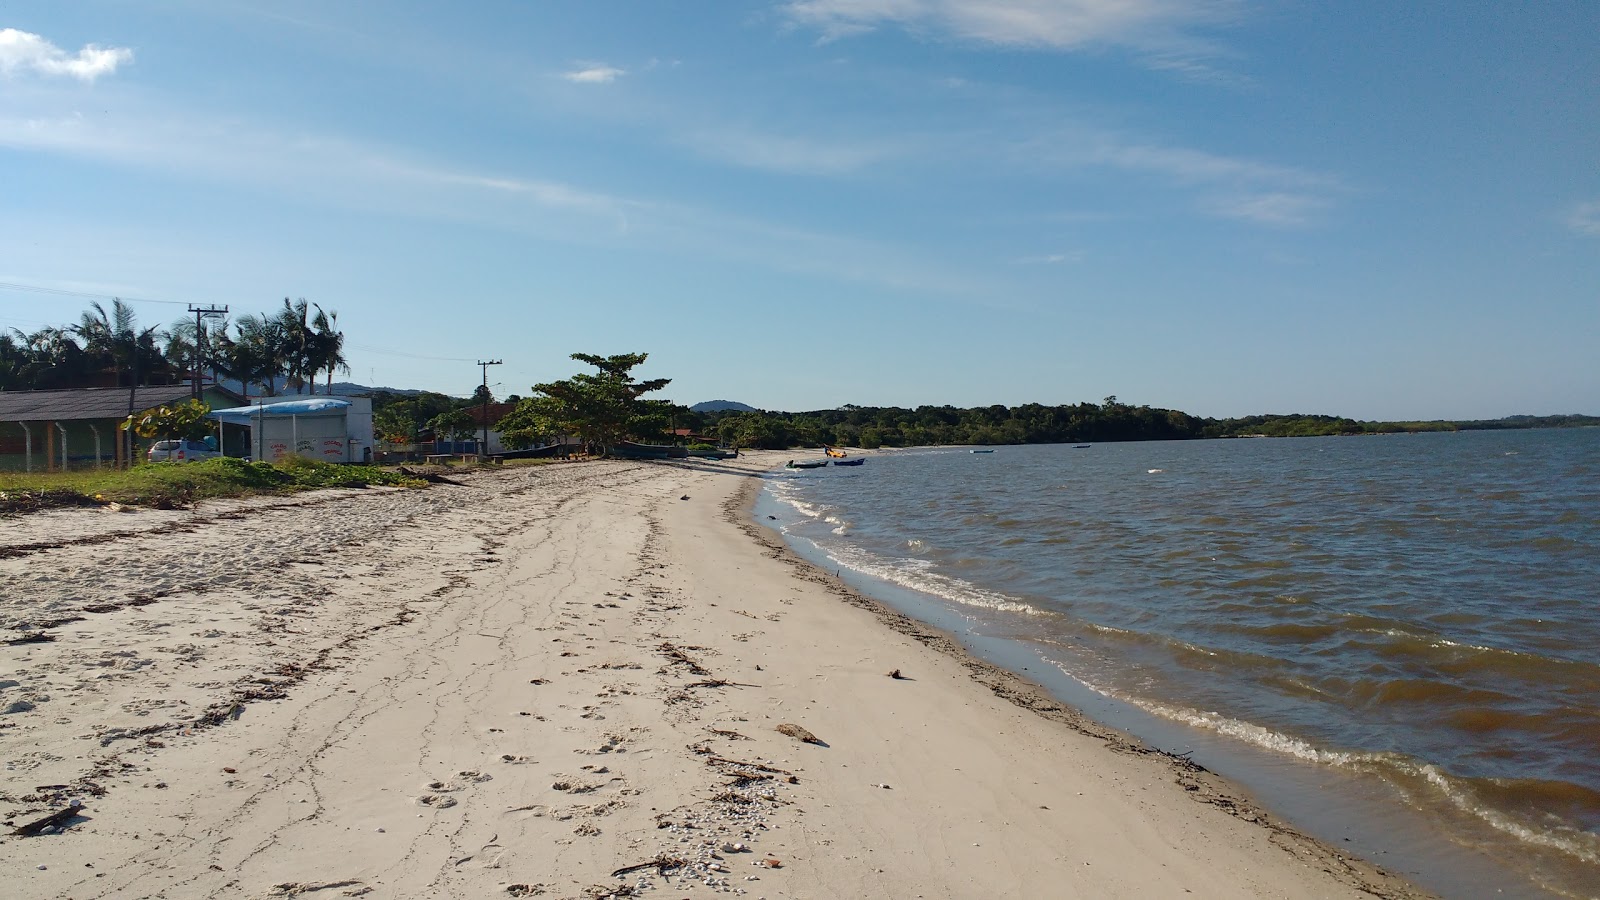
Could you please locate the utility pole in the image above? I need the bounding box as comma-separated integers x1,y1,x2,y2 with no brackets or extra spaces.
188,305,228,398
477,359,502,458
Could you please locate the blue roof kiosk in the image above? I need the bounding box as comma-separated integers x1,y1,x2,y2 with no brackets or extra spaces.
208,397,374,464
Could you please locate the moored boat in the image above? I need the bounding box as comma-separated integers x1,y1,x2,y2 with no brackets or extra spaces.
786,459,829,469
831,457,865,466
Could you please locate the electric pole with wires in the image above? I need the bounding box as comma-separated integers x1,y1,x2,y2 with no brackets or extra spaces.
477,359,502,458
188,304,228,398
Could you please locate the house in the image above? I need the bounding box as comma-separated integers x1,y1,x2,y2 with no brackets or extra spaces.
0,385,247,472
208,397,375,464
463,401,518,455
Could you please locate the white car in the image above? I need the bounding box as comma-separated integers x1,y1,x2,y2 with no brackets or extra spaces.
146,439,222,463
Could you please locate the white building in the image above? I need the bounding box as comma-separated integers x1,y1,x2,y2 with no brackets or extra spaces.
209,397,375,464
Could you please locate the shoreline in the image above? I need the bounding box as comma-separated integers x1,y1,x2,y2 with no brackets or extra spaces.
729,463,1423,899
1,455,1426,898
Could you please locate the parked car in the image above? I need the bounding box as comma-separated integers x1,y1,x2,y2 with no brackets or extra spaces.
147,439,222,463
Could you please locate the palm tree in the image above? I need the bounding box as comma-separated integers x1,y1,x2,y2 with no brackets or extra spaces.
0,332,26,390
13,326,92,389
274,298,313,394
217,314,285,396
310,304,349,394
71,300,171,387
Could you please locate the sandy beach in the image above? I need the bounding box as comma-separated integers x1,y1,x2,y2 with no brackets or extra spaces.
0,453,1423,899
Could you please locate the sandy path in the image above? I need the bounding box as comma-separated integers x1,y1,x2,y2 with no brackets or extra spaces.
1,456,1421,899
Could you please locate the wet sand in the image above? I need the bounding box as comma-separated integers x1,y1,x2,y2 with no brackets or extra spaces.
0,454,1423,898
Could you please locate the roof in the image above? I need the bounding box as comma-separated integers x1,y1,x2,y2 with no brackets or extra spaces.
209,398,351,423
467,402,518,426
0,385,245,422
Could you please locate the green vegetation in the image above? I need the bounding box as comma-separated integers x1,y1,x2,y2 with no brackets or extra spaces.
0,297,347,395
0,456,422,515
128,398,214,442
498,352,676,454
686,401,1599,449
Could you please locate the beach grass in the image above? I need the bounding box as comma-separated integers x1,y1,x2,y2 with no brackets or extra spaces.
0,456,425,515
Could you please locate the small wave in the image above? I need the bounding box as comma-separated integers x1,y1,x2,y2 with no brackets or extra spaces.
1068,675,1600,867
1418,767,1600,865
818,542,1049,617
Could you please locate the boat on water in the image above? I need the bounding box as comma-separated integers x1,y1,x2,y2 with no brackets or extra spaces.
970,449,995,454
1073,444,1091,449
787,459,829,469
831,457,865,467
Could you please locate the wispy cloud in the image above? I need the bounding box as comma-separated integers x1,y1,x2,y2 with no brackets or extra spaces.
1014,251,1082,264
676,127,904,175
1204,191,1326,227
0,28,133,82
0,105,998,297
1006,127,1341,226
782,0,1241,69
1567,200,1600,236
561,63,625,84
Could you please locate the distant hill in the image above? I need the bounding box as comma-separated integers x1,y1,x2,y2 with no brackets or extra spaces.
691,399,757,413
220,378,426,398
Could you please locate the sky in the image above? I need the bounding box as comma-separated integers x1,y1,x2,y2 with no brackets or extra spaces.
1,1,1596,419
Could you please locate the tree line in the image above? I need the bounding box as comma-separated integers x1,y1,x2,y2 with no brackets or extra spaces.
687,402,1597,450
0,298,348,396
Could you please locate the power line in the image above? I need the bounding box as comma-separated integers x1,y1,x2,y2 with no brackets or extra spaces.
348,343,479,363
0,280,190,306
477,359,502,457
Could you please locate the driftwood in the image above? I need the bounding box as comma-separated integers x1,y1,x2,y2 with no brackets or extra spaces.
685,679,759,689
609,854,685,878
657,642,710,676
775,723,824,745
11,804,82,836
706,756,792,775
397,466,465,486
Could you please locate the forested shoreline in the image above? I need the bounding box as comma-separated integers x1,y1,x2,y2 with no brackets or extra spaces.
690,400,1600,450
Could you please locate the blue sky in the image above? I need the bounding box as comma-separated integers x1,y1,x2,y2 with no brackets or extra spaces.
2,1,1596,419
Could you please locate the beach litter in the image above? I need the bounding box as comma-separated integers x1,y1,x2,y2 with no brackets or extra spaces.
775,723,824,745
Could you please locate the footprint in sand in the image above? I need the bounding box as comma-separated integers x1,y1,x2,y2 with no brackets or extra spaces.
500,754,535,765
416,793,458,808
457,769,492,783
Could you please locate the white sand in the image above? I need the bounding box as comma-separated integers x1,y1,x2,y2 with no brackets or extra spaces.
0,454,1421,899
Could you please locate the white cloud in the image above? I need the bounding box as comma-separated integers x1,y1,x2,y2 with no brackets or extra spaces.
1568,200,1600,237
782,0,1239,59
1014,251,1082,264
677,128,903,175
561,64,625,84
0,28,132,81
1013,128,1341,225
0,107,996,296
1204,191,1326,227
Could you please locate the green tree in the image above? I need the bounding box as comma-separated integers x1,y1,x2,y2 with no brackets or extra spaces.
128,399,213,442
498,352,676,453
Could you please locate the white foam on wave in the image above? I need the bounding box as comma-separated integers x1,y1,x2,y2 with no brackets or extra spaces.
1418,766,1600,865
1063,665,1600,867
819,541,1048,617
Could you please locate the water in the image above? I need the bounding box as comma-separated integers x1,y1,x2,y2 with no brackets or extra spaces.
758,430,1600,898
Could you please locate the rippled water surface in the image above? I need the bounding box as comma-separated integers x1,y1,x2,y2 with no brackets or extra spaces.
763,430,1600,896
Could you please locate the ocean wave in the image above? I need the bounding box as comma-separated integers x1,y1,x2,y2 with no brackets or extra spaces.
1064,672,1600,867
815,541,1050,617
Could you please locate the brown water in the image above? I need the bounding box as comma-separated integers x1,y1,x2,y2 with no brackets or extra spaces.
763,430,1600,897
